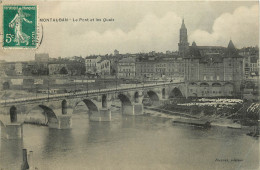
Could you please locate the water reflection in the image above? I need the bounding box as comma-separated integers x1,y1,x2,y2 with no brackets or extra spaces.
42,129,73,159
0,112,259,170
87,122,112,144
0,139,23,169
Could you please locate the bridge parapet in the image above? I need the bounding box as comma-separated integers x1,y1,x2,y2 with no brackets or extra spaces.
0,82,186,130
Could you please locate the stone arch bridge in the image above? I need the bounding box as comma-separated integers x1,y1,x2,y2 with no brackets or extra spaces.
0,82,186,130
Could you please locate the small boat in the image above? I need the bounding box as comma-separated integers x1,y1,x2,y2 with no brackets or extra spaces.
172,118,211,128
227,124,242,129
246,126,259,137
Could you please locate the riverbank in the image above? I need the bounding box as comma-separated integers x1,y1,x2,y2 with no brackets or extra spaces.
144,106,255,131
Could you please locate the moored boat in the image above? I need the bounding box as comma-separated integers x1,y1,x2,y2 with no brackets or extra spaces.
172,118,211,128
246,125,259,137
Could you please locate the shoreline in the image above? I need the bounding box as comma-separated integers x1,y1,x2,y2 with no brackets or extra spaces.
143,107,254,131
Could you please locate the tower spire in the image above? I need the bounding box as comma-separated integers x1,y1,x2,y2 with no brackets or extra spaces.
178,18,189,57
181,18,186,29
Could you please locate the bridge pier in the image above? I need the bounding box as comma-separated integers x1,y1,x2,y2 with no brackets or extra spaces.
4,106,23,139
122,103,143,116
160,99,171,105
48,115,72,129
89,109,112,122
57,115,72,129
48,107,73,129
5,123,23,139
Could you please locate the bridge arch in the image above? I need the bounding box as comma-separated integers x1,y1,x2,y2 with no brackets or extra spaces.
10,106,17,123
147,90,160,103
61,99,67,115
102,94,107,108
189,82,198,86
82,99,99,112
212,83,222,87
38,105,58,124
134,91,139,103
0,120,5,127
200,82,209,87
118,93,132,106
162,88,166,99
223,82,234,96
169,87,183,98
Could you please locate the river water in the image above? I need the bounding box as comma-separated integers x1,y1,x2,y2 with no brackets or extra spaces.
0,107,259,170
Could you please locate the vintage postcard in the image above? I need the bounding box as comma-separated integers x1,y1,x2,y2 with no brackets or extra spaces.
0,0,259,170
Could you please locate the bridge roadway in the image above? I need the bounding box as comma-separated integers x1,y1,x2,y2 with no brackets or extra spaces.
0,82,182,105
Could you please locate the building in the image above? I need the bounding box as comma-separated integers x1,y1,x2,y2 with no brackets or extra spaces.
180,20,243,97
0,60,6,77
14,62,24,75
117,57,135,79
114,49,119,56
97,59,111,76
35,53,49,62
48,63,68,75
135,56,157,80
135,55,184,81
163,56,184,81
239,47,259,80
85,56,101,74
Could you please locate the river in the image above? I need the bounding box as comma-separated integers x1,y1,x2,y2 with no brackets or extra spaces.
0,107,259,170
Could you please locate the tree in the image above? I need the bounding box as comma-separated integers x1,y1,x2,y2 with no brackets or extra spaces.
66,60,86,76
3,82,10,90
60,67,68,74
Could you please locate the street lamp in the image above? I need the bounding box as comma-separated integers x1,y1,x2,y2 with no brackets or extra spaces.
35,84,38,98
4,90,6,106
74,78,76,95
116,73,118,91
143,75,145,89
47,79,49,101
47,58,50,101
103,71,105,89
87,77,89,96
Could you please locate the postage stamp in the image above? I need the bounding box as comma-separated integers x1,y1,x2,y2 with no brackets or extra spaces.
3,5,37,48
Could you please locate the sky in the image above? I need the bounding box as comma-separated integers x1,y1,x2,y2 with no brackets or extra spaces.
0,1,259,61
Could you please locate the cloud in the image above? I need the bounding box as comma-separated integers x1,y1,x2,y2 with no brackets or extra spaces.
40,12,182,57
1,3,258,61
190,5,259,48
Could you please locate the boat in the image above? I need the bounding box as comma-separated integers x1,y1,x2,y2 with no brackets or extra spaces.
172,118,211,128
227,124,242,129
246,125,259,137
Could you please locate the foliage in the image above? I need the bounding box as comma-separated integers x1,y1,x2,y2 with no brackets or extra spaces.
3,82,10,90
60,67,68,74
66,60,86,76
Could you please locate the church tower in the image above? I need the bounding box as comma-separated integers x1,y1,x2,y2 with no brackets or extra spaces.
178,19,189,57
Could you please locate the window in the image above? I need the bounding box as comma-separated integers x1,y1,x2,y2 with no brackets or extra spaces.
204,76,207,80
217,76,220,80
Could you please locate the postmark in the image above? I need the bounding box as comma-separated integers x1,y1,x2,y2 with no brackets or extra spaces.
3,5,37,48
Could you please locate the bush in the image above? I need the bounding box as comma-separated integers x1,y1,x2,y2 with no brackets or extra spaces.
3,82,10,90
